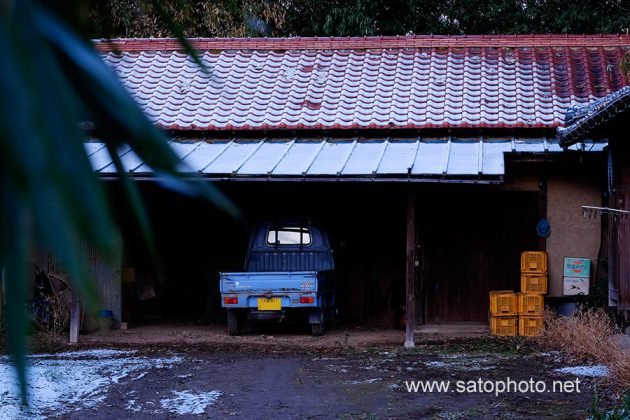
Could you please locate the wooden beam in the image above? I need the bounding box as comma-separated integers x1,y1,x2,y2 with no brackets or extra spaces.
69,289,79,344
405,191,416,348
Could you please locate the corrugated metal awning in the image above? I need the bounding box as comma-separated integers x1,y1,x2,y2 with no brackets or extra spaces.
86,137,605,183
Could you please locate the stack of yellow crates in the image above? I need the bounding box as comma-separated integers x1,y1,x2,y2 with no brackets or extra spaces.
518,251,547,336
489,291,518,336
489,251,547,337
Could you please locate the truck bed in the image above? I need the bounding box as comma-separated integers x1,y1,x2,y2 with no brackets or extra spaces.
220,271,318,294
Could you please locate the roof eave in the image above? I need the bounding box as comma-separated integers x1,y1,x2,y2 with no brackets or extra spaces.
558,85,630,147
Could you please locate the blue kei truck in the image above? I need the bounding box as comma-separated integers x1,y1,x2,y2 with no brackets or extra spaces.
220,222,337,336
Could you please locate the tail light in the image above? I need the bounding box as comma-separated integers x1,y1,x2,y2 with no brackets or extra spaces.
300,296,314,304
224,297,238,305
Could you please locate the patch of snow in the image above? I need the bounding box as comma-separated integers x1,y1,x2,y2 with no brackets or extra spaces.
327,364,350,374
0,349,182,420
538,351,561,357
160,390,222,415
125,399,141,413
132,372,148,381
555,365,609,378
425,361,447,368
344,378,381,385
423,354,510,371
389,383,400,391
177,373,192,379
443,354,465,359
30,349,137,359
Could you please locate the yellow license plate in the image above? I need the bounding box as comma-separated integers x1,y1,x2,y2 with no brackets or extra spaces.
258,297,281,310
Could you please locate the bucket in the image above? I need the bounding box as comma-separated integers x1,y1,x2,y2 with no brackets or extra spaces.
98,309,113,318
97,309,114,331
556,302,578,318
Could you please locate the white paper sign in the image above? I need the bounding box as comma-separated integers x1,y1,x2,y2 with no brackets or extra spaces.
563,276,589,296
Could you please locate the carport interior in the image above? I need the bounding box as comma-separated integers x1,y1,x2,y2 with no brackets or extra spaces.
109,181,537,327
111,181,407,326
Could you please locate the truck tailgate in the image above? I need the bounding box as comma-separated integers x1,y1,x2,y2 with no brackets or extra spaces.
220,271,318,293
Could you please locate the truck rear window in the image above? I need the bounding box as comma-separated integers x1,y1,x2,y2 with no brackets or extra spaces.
267,227,312,246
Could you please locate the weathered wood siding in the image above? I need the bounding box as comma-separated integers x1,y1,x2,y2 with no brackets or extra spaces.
33,238,122,323
420,189,539,323
610,140,630,313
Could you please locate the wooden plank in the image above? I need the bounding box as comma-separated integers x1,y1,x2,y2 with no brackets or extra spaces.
69,290,79,344
405,191,416,348
423,190,538,322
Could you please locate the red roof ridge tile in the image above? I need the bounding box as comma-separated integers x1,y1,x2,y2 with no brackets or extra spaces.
94,34,630,52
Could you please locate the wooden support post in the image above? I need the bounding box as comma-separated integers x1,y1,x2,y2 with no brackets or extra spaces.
0,273,3,323
405,191,416,348
538,173,548,251
69,289,79,344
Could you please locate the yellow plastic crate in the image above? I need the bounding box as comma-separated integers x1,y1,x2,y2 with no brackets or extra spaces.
518,293,544,315
489,290,518,315
521,273,548,294
490,316,517,336
521,251,548,273
519,316,544,337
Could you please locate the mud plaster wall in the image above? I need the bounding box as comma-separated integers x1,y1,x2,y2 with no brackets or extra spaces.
546,175,601,297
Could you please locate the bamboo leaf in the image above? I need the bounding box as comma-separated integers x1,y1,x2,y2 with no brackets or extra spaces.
0,181,31,406
0,0,240,406
105,143,158,266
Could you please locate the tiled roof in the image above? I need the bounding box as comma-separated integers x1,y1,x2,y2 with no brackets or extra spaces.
96,35,630,131
86,136,604,181
558,85,630,145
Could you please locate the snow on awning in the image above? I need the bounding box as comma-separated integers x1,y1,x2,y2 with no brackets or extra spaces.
86,136,605,183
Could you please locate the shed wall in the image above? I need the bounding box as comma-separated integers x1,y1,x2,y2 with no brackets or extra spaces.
81,240,122,322
33,239,122,323
546,175,601,297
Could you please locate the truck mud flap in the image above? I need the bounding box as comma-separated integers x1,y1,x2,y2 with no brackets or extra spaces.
309,308,325,336
309,308,323,324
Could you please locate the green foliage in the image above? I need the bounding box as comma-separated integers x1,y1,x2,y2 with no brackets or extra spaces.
86,0,630,38
575,278,610,310
589,387,630,420
85,0,288,38
439,336,535,355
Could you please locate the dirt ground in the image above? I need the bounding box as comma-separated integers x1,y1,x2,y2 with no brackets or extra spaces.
80,322,409,348
41,343,600,419
2,324,620,419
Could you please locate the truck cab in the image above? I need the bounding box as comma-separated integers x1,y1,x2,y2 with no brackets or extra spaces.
220,222,336,335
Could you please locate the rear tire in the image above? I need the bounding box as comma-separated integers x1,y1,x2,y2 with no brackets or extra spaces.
310,309,326,336
227,309,240,336
311,322,325,336
330,305,340,326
